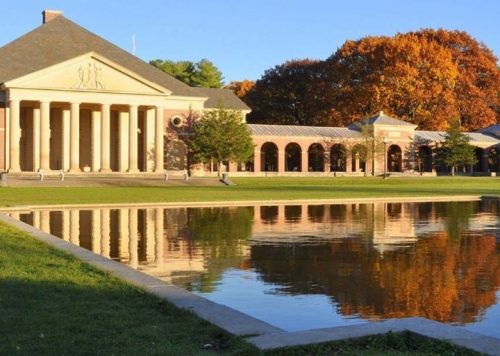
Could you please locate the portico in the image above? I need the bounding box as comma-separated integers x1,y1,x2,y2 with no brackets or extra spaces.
3,52,171,173
9,99,165,173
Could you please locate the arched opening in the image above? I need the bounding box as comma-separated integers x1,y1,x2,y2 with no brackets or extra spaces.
388,145,402,172
285,143,301,172
488,147,498,173
418,146,433,173
261,142,278,172
473,147,483,173
352,144,366,172
308,144,325,172
330,144,346,172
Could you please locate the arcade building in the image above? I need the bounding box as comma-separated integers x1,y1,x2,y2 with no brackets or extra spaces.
1,10,499,177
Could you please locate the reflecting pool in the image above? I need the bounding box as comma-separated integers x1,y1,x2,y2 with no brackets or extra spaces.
7,199,500,336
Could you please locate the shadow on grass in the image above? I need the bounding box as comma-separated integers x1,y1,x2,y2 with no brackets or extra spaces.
0,278,255,356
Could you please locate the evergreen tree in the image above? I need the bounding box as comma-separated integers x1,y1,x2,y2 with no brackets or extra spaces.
435,121,477,175
150,59,224,88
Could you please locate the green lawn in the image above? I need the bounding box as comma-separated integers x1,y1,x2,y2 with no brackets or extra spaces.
0,222,479,355
0,176,498,207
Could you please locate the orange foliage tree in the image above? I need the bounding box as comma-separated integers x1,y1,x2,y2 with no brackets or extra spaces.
327,34,460,130
224,80,255,99
246,30,500,130
410,29,500,130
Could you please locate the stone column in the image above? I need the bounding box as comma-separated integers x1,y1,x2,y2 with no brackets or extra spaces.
145,109,155,172
69,210,80,245
146,209,155,262
100,209,110,258
253,147,261,173
69,102,80,172
91,109,101,172
154,106,164,172
345,154,352,173
128,105,139,172
154,208,164,266
9,99,21,172
119,111,129,172
128,208,138,268
118,208,130,260
32,107,41,172
39,101,51,171
62,108,70,172
61,210,70,241
301,149,308,173
91,210,101,254
100,104,111,172
33,211,41,230
277,150,285,173
40,210,51,234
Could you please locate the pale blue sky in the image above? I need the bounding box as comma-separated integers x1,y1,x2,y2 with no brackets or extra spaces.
1,0,499,83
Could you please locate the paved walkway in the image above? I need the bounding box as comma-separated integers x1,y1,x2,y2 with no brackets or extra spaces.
0,175,223,187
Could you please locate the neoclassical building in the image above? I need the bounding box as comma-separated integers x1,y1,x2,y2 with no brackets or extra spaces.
1,10,499,177
0,10,249,175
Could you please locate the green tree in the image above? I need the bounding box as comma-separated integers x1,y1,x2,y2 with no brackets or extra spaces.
435,121,477,176
150,58,224,88
190,106,254,176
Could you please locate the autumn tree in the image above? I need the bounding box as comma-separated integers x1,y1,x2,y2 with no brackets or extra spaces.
435,121,477,175
326,34,459,130
150,58,224,88
245,59,333,126
190,106,254,176
411,29,500,130
224,80,255,99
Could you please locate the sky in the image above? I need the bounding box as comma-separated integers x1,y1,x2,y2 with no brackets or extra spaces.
1,0,499,84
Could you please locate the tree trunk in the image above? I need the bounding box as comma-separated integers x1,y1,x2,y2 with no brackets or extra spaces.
451,165,455,176
217,160,222,177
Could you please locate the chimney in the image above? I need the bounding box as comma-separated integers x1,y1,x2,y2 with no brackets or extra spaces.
42,9,63,24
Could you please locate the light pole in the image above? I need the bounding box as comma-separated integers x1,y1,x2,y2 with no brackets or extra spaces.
383,137,388,178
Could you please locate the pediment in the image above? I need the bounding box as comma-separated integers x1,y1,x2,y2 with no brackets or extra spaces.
5,53,171,95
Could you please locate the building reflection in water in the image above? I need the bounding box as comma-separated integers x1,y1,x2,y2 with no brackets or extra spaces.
7,199,500,328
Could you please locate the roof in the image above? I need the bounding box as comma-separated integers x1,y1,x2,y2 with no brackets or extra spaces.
477,124,500,139
196,87,250,110
248,124,363,139
415,131,500,145
0,15,247,110
351,111,416,128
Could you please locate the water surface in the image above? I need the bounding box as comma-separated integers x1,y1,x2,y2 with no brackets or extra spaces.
9,199,500,337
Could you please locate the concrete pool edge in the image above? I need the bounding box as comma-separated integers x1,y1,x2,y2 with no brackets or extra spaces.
2,201,500,355
0,194,496,212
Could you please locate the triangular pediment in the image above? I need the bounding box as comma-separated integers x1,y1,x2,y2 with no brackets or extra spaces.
4,52,171,95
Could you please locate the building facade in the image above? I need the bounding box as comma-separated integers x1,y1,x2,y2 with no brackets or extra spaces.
1,11,499,177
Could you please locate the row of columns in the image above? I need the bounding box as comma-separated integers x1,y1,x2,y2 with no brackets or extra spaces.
252,146,366,173
21,208,165,268
8,100,165,173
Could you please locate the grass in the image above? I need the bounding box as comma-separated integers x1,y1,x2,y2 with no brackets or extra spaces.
0,176,498,207
0,177,492,354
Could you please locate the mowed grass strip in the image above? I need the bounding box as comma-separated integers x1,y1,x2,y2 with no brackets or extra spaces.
0,221,483,355
0,222,257,355
0,177,499,207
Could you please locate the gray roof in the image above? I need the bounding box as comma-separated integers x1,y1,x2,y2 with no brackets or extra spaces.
415,131,500,145
196,87,250,110
248,124,363,139
351,111,416,128
0,15,248,110
477,124,500,138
